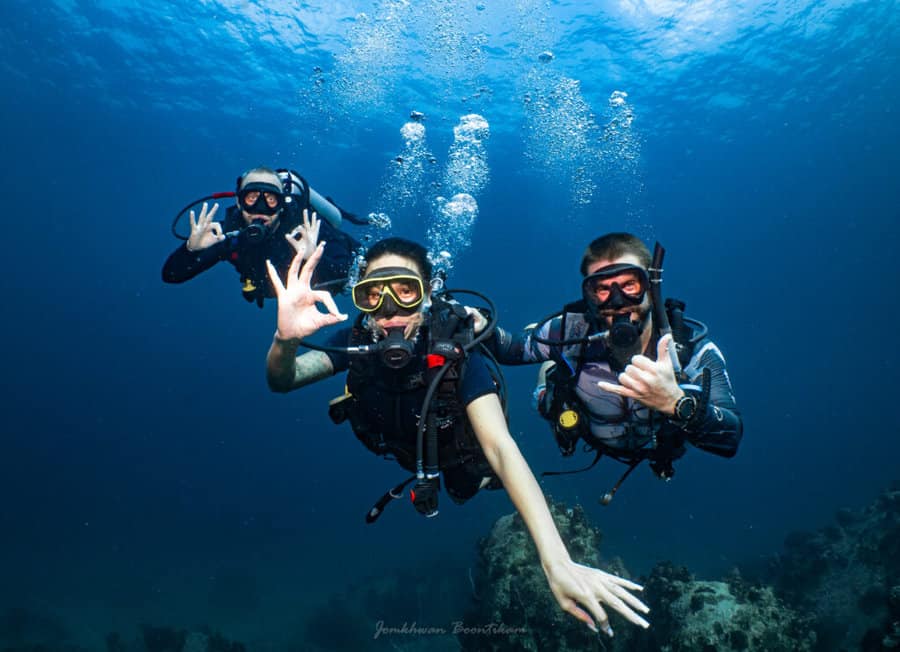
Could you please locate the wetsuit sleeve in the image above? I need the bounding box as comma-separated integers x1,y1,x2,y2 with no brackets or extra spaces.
161,241,231,284
486,319,556,365
677,339,743,457
484,326,532,364
459,352,500,405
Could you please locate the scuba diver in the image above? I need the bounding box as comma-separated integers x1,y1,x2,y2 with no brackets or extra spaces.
486,233,743,504
264,235,651,637
162,166,368,307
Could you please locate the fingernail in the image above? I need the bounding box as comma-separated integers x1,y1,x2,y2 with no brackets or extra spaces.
603,624,614,637
587,623,598,634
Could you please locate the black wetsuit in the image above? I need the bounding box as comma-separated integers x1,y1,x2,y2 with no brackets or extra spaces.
325,324,501,502
162,205,358,305
488,312,742,466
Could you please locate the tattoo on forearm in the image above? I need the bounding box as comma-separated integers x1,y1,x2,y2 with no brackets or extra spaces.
293,351,334,387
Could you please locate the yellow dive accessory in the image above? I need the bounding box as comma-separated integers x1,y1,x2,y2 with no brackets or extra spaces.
558,409,580,430
352,267,425,313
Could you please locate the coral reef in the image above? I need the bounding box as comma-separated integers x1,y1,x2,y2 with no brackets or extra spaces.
458,499,631,651
458,499,816,652
5,485,899,651
622,563,815,651
755,485,900,651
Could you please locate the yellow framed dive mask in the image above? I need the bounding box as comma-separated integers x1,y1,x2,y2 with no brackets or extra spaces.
351,267,425,314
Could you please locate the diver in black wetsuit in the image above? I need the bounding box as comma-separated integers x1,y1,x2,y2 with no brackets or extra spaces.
162,166,365,307
486,232,743,503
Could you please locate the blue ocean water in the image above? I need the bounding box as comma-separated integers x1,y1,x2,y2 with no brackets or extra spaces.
1,0,898,648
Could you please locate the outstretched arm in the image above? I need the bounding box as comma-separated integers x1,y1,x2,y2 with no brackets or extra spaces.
466,394,650,636
265,239,347,392
482,325,537,365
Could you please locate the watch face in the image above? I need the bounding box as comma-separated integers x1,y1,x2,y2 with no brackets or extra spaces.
676,396,697,421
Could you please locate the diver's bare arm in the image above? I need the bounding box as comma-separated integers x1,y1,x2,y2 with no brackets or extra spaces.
466,394,650,630
267,336,334,392
466,394,569,563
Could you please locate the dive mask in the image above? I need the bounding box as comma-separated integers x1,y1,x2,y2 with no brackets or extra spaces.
352,267,425,315
582,263,650,348
583,263,649,310
237,182,284,216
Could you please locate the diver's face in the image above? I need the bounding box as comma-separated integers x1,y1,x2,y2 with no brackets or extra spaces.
239,171,283,228
364,254,428,333
585,254,650,325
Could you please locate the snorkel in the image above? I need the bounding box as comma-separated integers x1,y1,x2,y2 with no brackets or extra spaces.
648,242,682,374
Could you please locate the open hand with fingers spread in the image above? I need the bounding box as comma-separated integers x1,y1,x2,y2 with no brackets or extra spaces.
543,557,650,636
286,209,321,261
266,240,347,342
186,202,224,251
597,333,684,414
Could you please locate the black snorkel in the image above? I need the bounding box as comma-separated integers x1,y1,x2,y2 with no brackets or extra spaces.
648,242,681,374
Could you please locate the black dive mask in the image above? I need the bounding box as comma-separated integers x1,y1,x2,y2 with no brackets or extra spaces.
582,263,650,349
238,182,285,216
376,327,415,369
582,263,648,309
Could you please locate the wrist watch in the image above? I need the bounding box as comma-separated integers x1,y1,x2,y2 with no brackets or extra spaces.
673,394,699,424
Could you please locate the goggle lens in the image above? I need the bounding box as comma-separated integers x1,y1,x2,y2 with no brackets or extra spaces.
241,191,281,208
